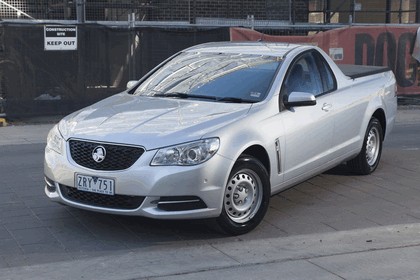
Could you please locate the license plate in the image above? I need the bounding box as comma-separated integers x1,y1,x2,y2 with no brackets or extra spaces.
75,174,115,195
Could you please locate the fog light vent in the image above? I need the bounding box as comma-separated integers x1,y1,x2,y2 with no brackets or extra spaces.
157,196,207,211
45,176,56,192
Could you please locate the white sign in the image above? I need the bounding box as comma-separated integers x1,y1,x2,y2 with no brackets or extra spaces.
44,25,77,51
329,48,344,61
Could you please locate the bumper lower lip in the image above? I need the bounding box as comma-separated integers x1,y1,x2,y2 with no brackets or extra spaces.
44,180,220,219
47,181,208,212
58,183,146,210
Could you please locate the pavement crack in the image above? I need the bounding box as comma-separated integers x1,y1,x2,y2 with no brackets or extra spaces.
306,259,346,279
209,244,242,264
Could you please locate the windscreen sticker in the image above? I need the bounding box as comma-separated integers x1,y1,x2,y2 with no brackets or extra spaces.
250,92,261,98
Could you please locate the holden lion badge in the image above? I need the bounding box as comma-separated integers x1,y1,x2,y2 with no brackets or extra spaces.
92,146,106,163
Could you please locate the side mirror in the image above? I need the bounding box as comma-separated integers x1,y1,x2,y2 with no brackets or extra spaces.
126,80,138,90
284,91,316,107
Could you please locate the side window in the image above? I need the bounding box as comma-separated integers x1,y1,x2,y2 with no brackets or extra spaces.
283,53,323,97
315,51,337,94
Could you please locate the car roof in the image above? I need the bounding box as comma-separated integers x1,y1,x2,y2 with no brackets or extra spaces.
184,42,305,57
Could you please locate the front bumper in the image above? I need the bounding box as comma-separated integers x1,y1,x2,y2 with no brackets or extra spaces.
44,142,233,219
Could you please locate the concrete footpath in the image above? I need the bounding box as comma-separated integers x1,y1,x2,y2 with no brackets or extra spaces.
0,106,419,280
1,223,420,280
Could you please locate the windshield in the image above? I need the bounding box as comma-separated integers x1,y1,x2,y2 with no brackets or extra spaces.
134,52,282,103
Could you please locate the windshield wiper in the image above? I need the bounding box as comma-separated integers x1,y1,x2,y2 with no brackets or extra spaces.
153,92,217,101
153,92,256,103
216,97,256,103
153,92,189,98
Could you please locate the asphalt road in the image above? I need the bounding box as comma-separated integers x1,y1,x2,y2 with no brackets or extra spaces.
0,110,420,279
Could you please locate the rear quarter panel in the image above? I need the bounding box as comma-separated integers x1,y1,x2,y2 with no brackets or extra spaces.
331,70,397,160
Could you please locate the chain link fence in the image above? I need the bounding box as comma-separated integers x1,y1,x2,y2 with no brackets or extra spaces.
309,0,419,24
1,0,419,25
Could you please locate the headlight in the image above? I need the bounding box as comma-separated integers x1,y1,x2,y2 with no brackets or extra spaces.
46,124,64,154
151,138,220,166
58,119,72,140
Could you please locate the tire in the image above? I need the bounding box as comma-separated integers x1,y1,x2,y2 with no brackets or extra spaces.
348,117,383,175
216,155,270,235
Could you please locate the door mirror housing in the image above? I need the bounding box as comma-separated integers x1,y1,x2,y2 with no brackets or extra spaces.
126,80,138,90
284,91,316,107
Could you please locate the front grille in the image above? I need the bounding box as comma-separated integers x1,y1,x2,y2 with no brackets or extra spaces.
59,184,145,210
69,140,144,171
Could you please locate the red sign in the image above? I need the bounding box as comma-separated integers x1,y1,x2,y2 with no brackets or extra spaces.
231,26,420,96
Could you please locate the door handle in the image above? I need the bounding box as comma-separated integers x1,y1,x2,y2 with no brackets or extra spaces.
322,103,332,112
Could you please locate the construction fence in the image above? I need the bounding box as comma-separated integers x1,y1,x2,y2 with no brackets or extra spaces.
0,22,230,118
1,0,420,118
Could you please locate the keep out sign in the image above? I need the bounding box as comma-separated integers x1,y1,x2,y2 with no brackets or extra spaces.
44,25,77,51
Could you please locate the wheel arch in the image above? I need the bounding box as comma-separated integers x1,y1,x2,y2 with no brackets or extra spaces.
372,108,386,138
240,145,271,177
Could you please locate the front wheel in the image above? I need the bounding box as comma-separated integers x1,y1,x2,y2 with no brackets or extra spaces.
348,117,383,175
216,155,270,235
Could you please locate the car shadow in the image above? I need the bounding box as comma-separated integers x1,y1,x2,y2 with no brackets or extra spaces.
324,163,359,176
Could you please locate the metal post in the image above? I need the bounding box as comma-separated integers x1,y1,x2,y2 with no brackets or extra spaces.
289,0,292,24
247,15,255,30
76,0,86,23
385,0,391,23
324,0,331,24
77,27,86,106
0,26,5,119
191,0,196,24
188,0,191,24
398,0,403,24
417,0,420,23
128,12,135,29
128,13,136,80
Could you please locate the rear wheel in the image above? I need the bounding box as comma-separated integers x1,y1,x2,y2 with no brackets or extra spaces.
216,155,270,235
348,117,383,175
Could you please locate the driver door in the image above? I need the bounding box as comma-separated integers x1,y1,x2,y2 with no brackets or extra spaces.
280,51,335,182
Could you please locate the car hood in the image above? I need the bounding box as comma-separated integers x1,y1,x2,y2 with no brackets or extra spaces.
60,93,251,150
